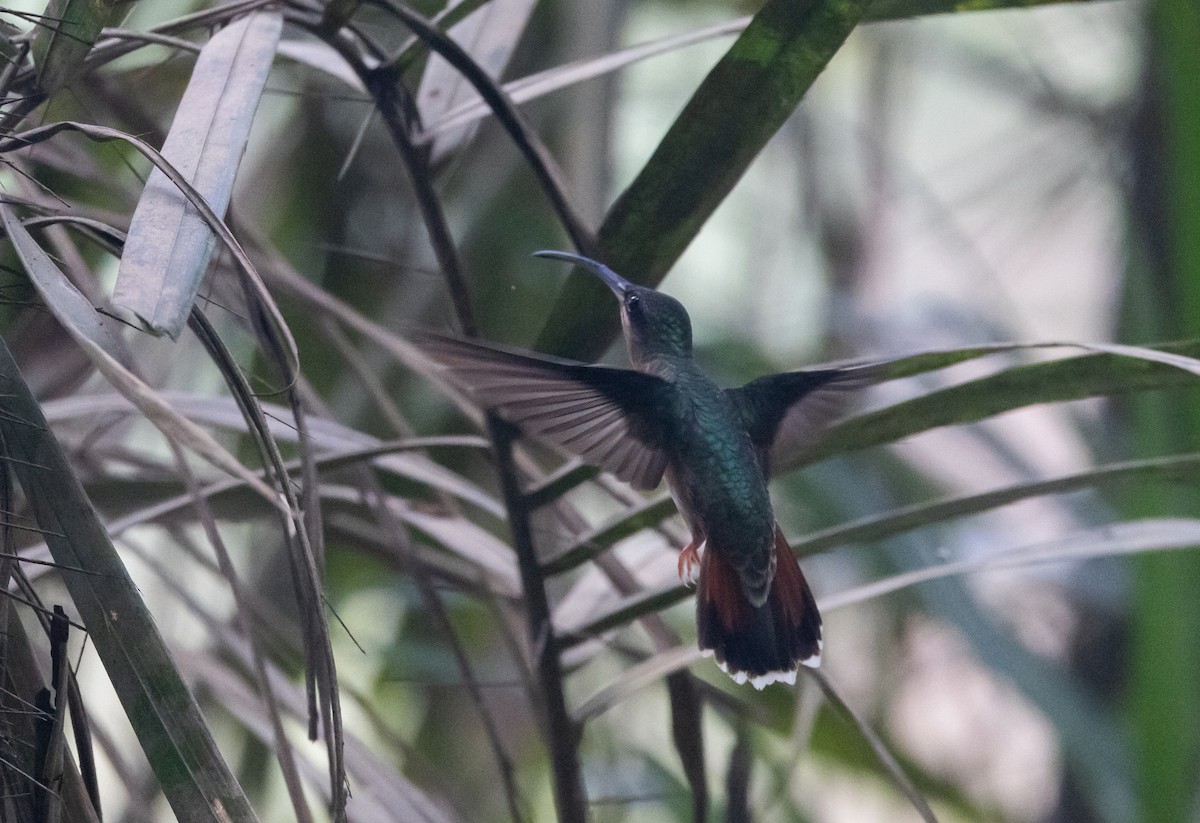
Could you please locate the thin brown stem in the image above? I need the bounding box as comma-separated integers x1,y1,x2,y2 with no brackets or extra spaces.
359,0,597,255
488,419,587,823
806,668,938,823
188,309,348,821
316,28,589,823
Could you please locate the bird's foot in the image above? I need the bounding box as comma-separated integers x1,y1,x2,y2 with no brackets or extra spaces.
677,540,703,586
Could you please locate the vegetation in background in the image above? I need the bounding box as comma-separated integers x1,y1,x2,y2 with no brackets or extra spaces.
0,0,1194,821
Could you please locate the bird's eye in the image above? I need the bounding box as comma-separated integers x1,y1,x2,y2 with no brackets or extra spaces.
626,293,641,310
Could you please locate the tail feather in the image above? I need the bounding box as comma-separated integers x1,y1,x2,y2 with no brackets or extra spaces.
696,528,821,688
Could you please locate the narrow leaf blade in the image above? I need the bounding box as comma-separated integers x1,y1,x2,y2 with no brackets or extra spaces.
0,340,259,823
802,341,1200,468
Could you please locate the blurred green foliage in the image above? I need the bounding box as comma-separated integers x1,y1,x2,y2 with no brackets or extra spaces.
0,1,1196,822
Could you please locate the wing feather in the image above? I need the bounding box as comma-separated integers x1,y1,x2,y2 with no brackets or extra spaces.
726,364,880,476
417,332,671,489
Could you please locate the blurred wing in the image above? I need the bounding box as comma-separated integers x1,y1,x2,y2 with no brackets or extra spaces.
417,333,671,489
726,364,879,475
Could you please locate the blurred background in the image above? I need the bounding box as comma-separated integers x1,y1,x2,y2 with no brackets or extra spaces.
2,0,1197,821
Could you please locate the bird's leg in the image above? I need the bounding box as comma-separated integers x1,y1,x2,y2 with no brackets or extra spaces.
677,538,704,586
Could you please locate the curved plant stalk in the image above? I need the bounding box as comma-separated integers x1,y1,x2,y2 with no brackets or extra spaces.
420,16,752,140
313,14,589,817
188,311,347,819
298,0,595,255
807,668,939,823
415,0,537,164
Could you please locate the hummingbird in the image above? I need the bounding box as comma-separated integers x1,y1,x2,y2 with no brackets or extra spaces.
418,251,870,688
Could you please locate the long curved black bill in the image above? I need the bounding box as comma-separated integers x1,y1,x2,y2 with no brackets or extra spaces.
532,249,632,296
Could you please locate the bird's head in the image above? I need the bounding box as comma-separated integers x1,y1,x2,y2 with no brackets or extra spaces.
534,250,693,367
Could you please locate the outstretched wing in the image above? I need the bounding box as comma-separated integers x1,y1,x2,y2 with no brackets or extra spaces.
726,364,879,476
417,332,672,490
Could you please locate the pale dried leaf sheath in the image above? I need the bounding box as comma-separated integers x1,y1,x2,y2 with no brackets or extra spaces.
115,11,282,339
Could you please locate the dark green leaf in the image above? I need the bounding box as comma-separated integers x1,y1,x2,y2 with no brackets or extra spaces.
863,0,1102,22
802,341,1200,467
537,0,872,360
31,0,122,93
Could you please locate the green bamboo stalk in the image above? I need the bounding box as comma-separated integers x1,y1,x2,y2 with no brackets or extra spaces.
1127,2,1200,820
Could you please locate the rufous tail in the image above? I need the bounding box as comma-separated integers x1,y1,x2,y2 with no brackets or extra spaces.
695,527,821,689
